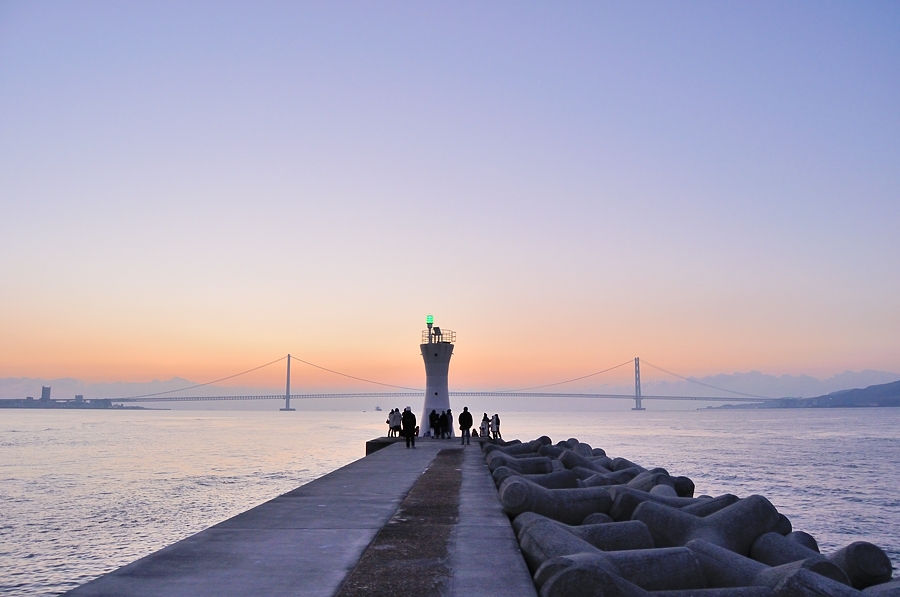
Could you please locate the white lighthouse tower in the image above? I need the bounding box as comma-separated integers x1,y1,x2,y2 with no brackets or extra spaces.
420,315,456,437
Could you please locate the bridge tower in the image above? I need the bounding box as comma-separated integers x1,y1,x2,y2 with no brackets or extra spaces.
280,354,295,411
632,357,645,410
420,315,456,436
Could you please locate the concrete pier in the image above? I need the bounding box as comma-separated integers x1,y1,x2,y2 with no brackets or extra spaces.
66,440,536,597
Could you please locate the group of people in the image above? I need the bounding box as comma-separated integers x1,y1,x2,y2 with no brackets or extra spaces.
427,408,455,439
386,406,420,448
386,408,403,437
426,409,502,443
483,412,502,441
386,407,502,448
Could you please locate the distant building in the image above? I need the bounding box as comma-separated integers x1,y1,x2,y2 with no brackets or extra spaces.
40,386,51,402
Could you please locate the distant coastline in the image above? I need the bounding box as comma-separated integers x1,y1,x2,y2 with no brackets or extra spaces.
0,398,153,410
705,379,900,409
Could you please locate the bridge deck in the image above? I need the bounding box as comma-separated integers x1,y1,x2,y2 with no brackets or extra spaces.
113,392,771,403
65,440,536,597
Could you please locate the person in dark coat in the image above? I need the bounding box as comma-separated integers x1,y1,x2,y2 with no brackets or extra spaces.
438,411,449,439
401,406,417,449
429,409,439,438
458,406,473,446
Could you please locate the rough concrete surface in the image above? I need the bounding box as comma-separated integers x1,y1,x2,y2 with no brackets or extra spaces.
65,438,536,597
334,448,463,596
65,442,439,597
447,446,539,597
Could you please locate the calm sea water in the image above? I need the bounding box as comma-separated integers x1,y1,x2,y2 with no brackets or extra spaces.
1,408,898,595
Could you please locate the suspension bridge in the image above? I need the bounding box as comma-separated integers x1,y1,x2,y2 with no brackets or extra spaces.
109,353,776,411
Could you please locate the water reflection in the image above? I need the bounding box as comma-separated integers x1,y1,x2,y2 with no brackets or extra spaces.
1,408,898,595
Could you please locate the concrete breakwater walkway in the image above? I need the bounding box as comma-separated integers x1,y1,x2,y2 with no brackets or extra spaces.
66,440,536,597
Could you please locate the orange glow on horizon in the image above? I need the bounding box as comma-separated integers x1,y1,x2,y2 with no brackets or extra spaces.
1,322,893,387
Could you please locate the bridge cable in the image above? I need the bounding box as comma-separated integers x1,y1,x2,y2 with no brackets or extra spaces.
641,360,773,399
116,356,288,400
289,357,424,392
506,360,634,392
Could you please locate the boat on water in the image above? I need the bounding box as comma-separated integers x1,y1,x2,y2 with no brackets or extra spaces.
374,405,382,411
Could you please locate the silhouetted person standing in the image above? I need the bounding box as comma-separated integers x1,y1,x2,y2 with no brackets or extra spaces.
446,408,454,438
429,409,439,438
480,413,490,439
491,413,501,440
402,406,417,449
438,411,448,439
459,406,473,445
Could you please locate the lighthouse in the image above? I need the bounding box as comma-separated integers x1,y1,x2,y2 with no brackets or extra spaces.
420,315,456,437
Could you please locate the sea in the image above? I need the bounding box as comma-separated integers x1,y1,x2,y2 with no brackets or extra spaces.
1,407,899,595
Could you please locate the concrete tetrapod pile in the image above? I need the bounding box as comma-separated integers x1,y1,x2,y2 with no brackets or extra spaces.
484,436,897,597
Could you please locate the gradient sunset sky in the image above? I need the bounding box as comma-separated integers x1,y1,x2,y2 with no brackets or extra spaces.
1,2,898,388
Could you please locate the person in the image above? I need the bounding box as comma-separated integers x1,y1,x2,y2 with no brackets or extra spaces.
438,410,448,439
491,413,501,440
401,406,417,449
390,408,402,438
429,409,439,438
458,406,473,446
480,413,490,439
386,409,394,437
394,406,403,437
446,408,455,438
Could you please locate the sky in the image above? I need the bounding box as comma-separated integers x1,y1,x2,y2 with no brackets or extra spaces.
1,2,898,391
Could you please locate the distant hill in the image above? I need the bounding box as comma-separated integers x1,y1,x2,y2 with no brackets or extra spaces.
783,380,900,408
711,379,900,409
645,369,900,400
